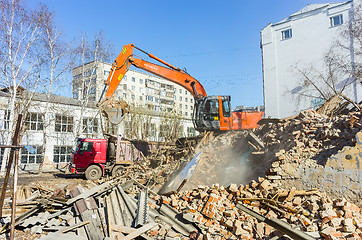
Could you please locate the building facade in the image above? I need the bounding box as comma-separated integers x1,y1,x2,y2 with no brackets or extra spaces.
0,91,102,172
72,61,197,138
261,1,361,118
0,88,195,172
72,61,196,119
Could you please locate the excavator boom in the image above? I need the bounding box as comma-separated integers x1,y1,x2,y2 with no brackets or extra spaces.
99,43,263,131
103,44,207,101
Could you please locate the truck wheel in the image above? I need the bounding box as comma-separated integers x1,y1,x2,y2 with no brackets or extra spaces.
111,165,124,177
85,165,102,180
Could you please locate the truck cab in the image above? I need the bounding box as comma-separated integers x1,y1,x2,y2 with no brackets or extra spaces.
72,138,108,174
71,136,149,180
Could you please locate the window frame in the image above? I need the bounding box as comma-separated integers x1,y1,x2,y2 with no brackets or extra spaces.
281,28,292,40
3,110,10,130
55,115,74,133
330,14,343,27
21,146,43,164
83,117,99,134
53,146,73,163
25,112,44,131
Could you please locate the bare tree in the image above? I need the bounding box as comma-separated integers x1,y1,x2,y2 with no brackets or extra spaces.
72,31,113,138
36,5,72,173
0,0,48,172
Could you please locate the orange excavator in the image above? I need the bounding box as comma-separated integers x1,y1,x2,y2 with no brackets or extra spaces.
99,43,263,132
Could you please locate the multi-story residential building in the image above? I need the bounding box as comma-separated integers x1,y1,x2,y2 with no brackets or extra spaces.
261,0,361,118
72,61,197,137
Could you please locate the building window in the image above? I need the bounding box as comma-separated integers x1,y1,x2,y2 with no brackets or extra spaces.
139,87,143,93
83,118,98,134
131,94,135,100
281,29,292,40
159,124,168,138
179,96,182,101
190,105,193,110
179,89,182,93
21,146,42,164
150,123,156,138
55,115,73,133
104,70,110,76
132,85,135,91
0,148,4,167
25,112,43,131
185,112,188,116
185,97,188,102
185,105,188,109
140,79,143,84
123,93,127,99
123,121,131,138
330,14,343,27
187,127,196,137
185,90,187,94
140,96,143,101
132,77,135,82
123,84,127,90
54,146,72,163
179,104,182,109
190,99,193,103
3,110,10,130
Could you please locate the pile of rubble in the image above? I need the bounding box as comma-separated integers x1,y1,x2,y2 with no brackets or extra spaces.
0,178,199,239
256,109,361,165
253,109,362,203
161,178,362,239
162,109,362,202
6,176,360,239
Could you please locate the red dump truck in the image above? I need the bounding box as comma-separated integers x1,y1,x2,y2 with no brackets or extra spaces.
71,135,164,180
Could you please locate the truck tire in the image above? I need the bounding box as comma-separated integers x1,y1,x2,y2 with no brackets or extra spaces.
111,165,124,177
85,165,102,180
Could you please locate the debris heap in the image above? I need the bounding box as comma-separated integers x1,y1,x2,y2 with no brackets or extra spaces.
162,179,362,239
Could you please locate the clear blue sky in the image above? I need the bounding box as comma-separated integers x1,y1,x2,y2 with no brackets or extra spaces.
34,0,344,108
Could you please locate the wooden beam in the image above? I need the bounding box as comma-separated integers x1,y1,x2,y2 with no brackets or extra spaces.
119,222,157,240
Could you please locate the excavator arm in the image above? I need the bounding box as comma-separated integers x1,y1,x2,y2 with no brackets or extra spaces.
99,43,263,131
101,43,207,103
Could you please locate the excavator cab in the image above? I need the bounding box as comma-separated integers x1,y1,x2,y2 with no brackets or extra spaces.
193,95,232,132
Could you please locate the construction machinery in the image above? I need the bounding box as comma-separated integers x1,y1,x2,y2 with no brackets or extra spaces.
72,43,263,180
99,43,263,131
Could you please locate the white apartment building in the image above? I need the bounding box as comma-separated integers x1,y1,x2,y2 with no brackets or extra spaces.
261,0,361,118
72,61,197,137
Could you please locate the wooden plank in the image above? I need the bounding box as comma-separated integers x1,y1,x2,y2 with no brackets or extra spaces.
66,181,113,205
119,222,157,240
75,216,87,238
111,225,136,234
81,209,104,240
61,221,90,233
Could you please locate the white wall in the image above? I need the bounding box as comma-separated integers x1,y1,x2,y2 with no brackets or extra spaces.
261,1,357,118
